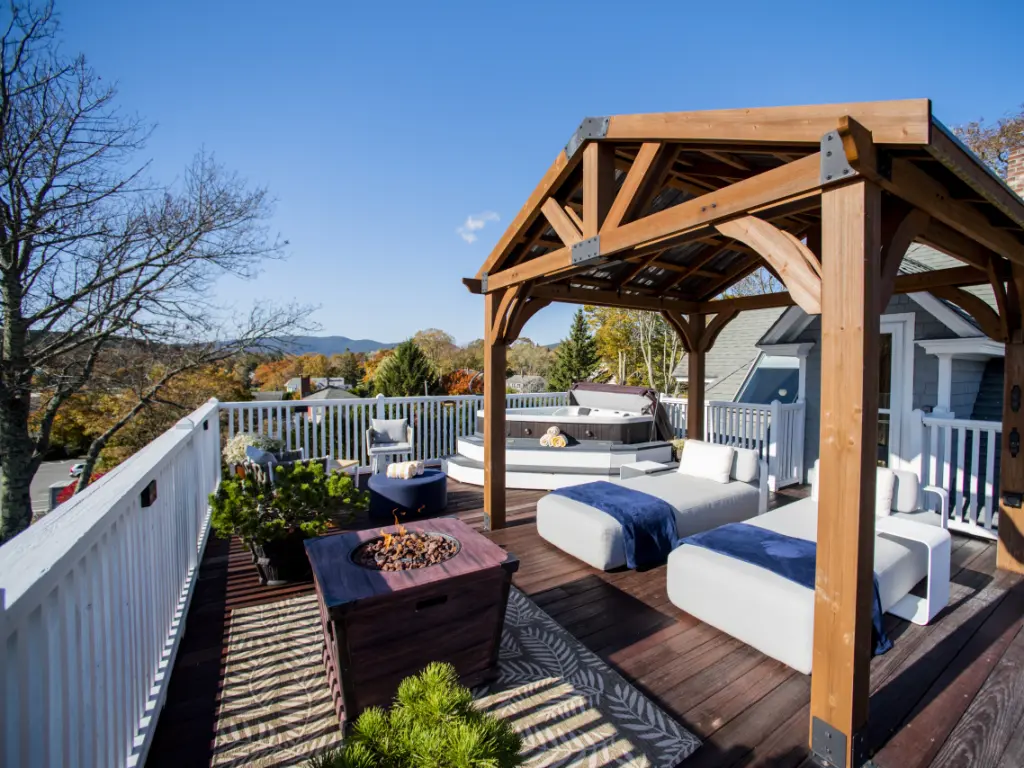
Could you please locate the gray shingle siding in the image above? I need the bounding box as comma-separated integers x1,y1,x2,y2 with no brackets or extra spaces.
796,294,984,471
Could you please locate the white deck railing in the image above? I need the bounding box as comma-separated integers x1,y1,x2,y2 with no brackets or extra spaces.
659,397,806,490
220,392,570,467
0,399,220,768
914,411,1001,540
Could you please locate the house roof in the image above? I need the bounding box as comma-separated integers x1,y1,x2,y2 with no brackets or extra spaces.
252,391,285,401
302,387,356,400
672,307,787,400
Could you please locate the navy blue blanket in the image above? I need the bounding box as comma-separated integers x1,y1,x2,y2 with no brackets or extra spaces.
551,481,679,569
683,523,892,656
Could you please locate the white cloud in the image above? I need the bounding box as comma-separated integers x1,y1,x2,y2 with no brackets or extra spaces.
457,210,500,243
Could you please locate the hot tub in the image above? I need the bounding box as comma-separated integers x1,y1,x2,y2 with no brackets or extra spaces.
476,405,656,444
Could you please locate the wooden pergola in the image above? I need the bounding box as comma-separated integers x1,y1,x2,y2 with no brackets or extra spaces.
464,99,1024,767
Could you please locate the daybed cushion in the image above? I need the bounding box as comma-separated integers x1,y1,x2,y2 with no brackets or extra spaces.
678,440,735,484
537,472,759,571
666,498,927,674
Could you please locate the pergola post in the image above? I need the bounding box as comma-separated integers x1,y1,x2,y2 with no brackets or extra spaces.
687,314,706,440
483,291,507,531
998,264,1024,573
809,179,881,767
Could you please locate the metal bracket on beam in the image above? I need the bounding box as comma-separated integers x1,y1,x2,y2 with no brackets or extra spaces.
565,116,610,159
820,130,856,185
571,236,601,267
810,717,870,768
480,272,488,293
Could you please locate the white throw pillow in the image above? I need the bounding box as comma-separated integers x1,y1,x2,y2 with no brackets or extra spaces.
678,440,736,484
731,447,760,484
890,469,920,513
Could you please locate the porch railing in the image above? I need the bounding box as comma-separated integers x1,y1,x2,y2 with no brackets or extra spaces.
220,392,570,467
659,397,806,490
913,410,1001,539
0,399,221,768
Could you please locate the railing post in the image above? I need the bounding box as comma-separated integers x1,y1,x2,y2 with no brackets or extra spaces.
375,393,385,420
768,400,780,492
908,409,925,506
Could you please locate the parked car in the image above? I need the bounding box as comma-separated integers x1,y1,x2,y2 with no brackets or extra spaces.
69,463,85,478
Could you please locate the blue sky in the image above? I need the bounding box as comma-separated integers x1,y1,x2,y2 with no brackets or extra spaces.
61,0,1023,346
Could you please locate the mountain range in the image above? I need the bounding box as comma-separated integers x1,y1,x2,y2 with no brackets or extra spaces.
278,335,397,355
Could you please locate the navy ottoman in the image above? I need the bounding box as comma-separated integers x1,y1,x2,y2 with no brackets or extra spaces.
368,469,448,521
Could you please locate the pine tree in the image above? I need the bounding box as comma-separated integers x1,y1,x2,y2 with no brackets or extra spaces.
548,308,599,390
374,340,440,396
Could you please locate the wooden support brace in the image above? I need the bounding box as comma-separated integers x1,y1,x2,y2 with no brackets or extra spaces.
483,291,508,531
810,179,881,768
998,264,1024,574
714,216,822,314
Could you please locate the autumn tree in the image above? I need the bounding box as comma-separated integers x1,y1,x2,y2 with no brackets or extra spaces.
362,349,394,388
412,329,458,376
332,351,364,385
253,358,300,391
0,5,309,540
298,353,331,378
452,339,484,373
954,105,1024,178
548,309,600,391
507,339,555,378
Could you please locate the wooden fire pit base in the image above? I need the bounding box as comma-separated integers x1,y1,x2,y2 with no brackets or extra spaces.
305,517,519,730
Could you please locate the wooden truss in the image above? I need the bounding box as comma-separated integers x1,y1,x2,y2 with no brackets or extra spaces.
465,99,1024,768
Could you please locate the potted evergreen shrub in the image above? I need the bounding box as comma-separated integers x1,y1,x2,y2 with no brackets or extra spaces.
210,462,368,585
307,662,523,768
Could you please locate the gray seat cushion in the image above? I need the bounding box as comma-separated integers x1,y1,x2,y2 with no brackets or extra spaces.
371,418,409,443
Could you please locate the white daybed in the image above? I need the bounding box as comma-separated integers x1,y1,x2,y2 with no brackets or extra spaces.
666,465,951,674
536,440,768,571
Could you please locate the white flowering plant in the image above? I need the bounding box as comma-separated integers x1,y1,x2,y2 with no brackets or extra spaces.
222,433,284,465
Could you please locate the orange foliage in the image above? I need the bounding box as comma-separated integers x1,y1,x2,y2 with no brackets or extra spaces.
441,369,483,395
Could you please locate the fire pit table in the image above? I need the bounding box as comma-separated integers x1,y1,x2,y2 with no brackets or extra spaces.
304,517,519,730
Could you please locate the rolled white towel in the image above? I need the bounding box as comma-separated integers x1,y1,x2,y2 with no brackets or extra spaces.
416,460,425,475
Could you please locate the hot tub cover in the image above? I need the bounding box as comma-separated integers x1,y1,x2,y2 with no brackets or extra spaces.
569,382,675,442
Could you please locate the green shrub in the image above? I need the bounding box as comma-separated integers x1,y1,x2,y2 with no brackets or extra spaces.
210,462,369,544
307,662,522,768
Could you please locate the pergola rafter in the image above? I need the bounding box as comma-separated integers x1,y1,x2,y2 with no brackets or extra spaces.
465,98,1024,768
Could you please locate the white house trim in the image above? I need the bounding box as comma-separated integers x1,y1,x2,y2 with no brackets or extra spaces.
881,313,916,471
758,306,814,345
907,292,986,338
916,337,1004,417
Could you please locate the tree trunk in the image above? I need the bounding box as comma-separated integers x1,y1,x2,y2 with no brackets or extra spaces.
0,396,37,541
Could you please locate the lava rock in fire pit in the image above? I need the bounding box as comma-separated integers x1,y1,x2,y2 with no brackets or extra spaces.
351,531,460,571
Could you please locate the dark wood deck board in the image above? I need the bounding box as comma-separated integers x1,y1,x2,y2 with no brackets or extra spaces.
148,481,1024,768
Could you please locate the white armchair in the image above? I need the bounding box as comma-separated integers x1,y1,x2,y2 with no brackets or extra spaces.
366,418,414,474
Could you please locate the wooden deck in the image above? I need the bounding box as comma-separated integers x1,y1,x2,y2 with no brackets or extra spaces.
150,481,1024,767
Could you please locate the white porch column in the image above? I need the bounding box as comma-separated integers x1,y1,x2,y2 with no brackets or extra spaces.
917,337,1005,419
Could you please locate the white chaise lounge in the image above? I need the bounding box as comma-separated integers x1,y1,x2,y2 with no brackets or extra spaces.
666,465,951,674
536,440,768,570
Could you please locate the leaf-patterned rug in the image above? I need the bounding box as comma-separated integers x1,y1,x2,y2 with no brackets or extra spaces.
211,588,700,768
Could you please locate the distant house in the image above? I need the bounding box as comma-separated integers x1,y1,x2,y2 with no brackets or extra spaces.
284,376,347,394
301,387,357,401
507,374,547,393
252,390,285,401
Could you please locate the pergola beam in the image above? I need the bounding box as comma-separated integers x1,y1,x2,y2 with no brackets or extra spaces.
602,99,932,145
484,152,830,294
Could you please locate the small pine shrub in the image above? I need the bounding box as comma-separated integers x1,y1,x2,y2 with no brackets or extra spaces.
307,662,522,768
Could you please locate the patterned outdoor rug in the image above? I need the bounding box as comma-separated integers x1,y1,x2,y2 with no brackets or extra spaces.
211,588,700,768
